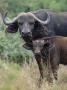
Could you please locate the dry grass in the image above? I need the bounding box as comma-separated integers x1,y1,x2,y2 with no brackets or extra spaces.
0,60,67,90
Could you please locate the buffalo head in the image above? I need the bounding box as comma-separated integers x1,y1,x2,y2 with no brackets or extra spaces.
3,12,50,48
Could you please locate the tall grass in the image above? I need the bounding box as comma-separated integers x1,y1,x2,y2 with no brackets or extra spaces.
0,60,67,90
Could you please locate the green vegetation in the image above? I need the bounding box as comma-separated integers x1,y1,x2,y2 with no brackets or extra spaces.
0,16,33,63
0,0,67,16
0,0,67,63
0,60,21,90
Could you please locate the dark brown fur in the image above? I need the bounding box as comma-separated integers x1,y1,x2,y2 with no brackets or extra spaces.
32,37,67,85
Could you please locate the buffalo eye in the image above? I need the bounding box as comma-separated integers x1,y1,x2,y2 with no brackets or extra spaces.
29,22,34,25
18,22,23,25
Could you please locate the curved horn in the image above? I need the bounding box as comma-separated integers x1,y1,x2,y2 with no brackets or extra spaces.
27,12,50,24
2,11,50,25
2,12,27,25
2,12,19,25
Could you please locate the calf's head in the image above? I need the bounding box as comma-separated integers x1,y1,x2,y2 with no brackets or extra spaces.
33,39,50,56
32,36,58,56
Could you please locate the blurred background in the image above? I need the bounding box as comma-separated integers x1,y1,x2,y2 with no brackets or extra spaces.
0,0,67,90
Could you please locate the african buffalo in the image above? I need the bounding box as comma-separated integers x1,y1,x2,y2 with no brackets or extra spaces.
2,9,67,85
2,9,67,49
2,10,67,86
32,36,67,85
32,37,59,85
2,10,50,48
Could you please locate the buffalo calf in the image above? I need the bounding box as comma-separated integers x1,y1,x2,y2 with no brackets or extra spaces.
32,37,67,85
32,39,58,85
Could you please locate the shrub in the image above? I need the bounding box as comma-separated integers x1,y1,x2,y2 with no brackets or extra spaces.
0,0,67,64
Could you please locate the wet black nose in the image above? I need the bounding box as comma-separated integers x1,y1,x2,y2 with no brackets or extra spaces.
22,32,31,37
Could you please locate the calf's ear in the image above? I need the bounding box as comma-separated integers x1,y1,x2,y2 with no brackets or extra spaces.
6,21,18,33
44,43,50,47
23,43,33,50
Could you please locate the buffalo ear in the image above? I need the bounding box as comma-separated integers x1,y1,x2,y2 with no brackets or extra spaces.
23,43,33,50
6,21,18,33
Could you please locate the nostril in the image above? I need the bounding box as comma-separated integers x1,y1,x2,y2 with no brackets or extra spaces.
27,32,30,34
21,33,25,37
21,32,24,35
21,32,27,36
28,33,31,36
23,32,31,36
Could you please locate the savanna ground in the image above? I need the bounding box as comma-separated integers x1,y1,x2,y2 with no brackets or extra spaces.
0,59,67,90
